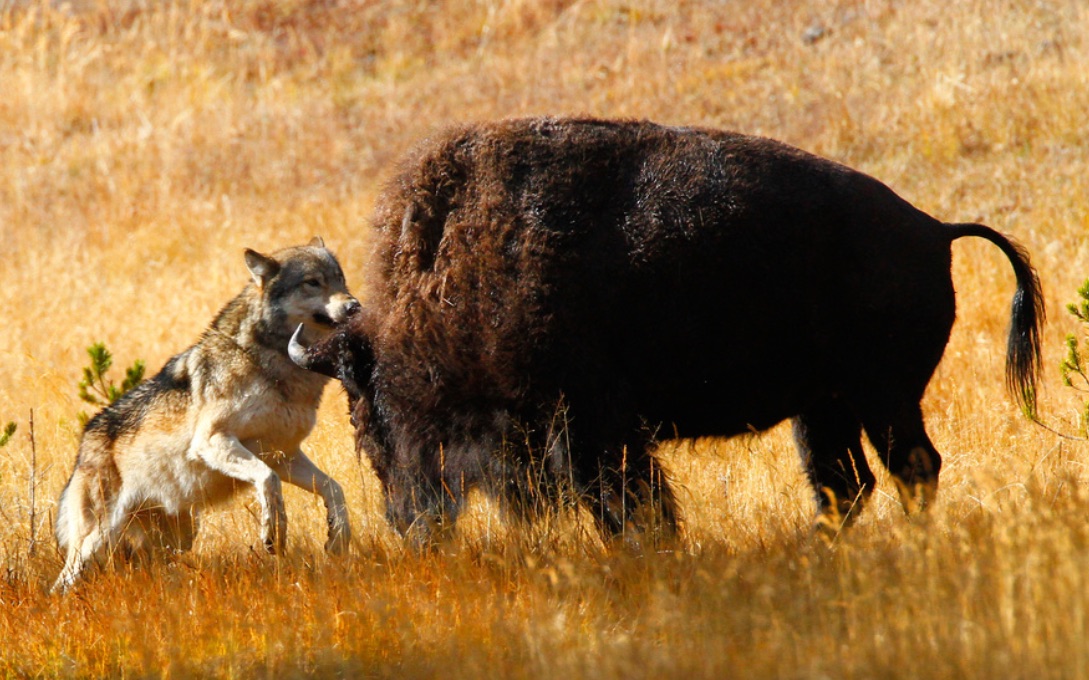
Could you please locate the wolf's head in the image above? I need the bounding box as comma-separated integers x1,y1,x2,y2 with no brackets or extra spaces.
245,237,360,343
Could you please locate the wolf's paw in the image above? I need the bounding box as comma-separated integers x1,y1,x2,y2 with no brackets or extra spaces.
325,521,351,555
261,519,286,555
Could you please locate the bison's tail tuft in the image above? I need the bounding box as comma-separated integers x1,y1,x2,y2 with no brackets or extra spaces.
948,222,1045,418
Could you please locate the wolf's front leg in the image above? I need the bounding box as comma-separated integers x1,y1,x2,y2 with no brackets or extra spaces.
273,450,351,554
193,431,287,554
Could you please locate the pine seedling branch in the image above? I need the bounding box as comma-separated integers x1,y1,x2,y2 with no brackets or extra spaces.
0,421,15,448
1060,279,1089,435
77,342,145,425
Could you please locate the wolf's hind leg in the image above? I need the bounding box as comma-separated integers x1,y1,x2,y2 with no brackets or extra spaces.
133,506,199,554
51,484,139,593
273,450,351,554
52,524,108,594
50,495,134,593
166,508,199,552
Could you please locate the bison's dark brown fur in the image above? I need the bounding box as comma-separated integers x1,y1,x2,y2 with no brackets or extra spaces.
296,117,1043,544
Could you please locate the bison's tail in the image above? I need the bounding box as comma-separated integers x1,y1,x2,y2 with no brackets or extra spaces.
948,222,1045,418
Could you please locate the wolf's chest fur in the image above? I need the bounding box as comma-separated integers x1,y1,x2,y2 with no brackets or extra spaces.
185,331,329,454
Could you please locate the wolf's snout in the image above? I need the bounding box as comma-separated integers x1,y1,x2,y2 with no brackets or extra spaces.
322,295,361,325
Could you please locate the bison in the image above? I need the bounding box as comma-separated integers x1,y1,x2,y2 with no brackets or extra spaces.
292,117,1043,545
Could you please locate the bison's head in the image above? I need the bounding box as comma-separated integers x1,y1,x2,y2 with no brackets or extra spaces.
288,315,379,446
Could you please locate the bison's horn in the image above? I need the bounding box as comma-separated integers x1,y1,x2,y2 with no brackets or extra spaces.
288,324,311,369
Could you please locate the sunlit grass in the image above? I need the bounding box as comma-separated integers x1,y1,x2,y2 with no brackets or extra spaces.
1,0,1088,676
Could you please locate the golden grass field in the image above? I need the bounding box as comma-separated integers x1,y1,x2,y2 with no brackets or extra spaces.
1,0,1088,676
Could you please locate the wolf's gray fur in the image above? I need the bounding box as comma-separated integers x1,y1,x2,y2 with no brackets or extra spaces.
53,238,359,593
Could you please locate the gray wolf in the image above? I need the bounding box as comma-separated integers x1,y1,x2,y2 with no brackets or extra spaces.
53,237,359,592
289,117,1042,546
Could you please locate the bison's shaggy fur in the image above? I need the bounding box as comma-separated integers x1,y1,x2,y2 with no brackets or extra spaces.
298,117,1043,544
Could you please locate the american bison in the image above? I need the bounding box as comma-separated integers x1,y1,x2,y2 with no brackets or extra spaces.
292,117,1043,544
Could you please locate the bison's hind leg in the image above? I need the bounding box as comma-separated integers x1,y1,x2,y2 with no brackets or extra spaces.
793,397,877,536
861,401,942,515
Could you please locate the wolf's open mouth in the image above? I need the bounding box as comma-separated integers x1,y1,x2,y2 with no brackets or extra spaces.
313,312,336,327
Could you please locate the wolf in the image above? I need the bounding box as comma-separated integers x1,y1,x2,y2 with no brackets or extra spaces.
52,237,359,593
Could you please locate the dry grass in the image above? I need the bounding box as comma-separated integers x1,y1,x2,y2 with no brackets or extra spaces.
1,0,1088,676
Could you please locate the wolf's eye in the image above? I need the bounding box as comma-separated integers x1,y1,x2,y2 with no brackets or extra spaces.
304,278,322,288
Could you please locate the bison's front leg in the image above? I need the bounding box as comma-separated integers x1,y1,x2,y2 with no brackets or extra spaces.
383,465,464,548
583,440,679,552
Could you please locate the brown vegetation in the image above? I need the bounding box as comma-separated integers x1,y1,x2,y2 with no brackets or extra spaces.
1,0,1087,676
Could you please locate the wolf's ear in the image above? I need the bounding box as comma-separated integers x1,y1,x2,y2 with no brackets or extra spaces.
244,249,280,289
308,236,325,249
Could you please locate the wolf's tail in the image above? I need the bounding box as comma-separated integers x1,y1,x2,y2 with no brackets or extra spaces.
54,469,89,554
947,222,1045,417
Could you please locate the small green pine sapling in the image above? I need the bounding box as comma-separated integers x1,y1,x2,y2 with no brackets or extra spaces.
77,342,146,425
0,420,14,483
0,421,13,494
0,421,15,448
1059,279,1089,436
